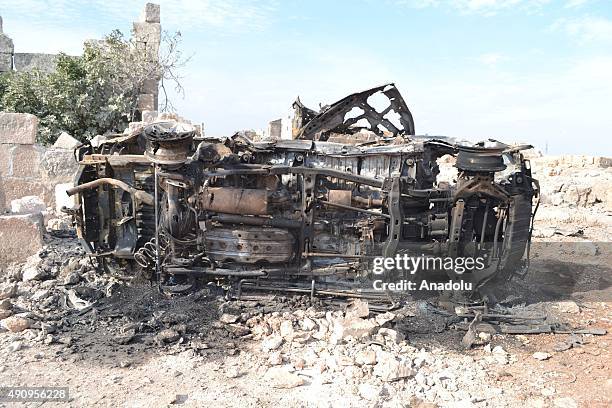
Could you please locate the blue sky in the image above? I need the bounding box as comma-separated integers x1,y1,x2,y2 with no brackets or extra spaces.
1,0,611,155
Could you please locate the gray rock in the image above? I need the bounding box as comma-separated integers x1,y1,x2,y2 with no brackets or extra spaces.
332,317,378,341
261,335,283,352
7,340,23,352
115,328,136,345
1,316,31,332
532,352,552,361
63,272,81,285
355,349,377,366
553,301,580,314
0,299,13,310
10,196,46,214
155,328,180,344
219,313,239,324
21,255,46,281
280,320,294,338
53,132,80,150
265,366,305,389
375,312,396,326
0,282,17,300
378,328,404,343
346,299,369,319
373,352,415,382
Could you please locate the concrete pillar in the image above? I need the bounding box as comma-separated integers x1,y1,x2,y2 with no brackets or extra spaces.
132,3,161,114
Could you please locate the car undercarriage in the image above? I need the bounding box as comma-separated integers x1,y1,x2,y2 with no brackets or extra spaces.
67,84,539,300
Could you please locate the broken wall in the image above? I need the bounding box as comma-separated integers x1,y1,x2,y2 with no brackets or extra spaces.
0,112,78,213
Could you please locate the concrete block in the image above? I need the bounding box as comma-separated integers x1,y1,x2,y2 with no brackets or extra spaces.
53,132,80,150
0,177,5,212
137,94,156,111
140,3,161,23
0,53,12,72
0,113,39,145
0,213,44,266
0,145,11,176
0,178,50,209
11,145,41,178
0,33,13,53
54,183,75,213
13,53,57,73
132,22,161,44
142,110,158,123
142,78,159,94
40,147,79,182
10,195,46,214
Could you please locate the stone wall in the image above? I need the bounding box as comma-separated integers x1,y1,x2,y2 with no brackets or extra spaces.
0,16,57,74
0,112,78,213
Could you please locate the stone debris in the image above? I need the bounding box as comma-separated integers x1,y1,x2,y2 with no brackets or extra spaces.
53,132,80,150
21,254,48,281
1,315,31,332
346,299,369,319
265,366,305,389
0,214,44,266
0,282,17,300
155,328,180,344
553,301,581,314
332,316,378,341
261,335,283,352
219,313,239,324
532,352,552,361
10,195,46,214
372,351,415,382
355,349,377,366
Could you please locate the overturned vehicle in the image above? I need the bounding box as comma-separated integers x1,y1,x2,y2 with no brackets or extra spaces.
68,84,539,299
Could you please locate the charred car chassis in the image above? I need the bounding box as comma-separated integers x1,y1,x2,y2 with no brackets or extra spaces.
68,84,539,298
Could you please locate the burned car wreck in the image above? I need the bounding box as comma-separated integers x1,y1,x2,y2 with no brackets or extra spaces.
67,84,539,299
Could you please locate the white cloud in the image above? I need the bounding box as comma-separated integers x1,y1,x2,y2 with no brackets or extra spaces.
551,16,612,43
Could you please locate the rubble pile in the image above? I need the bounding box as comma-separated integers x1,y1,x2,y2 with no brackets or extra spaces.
0,224,606,406
0,228,516,406
219,299,511,406
531,155,612,211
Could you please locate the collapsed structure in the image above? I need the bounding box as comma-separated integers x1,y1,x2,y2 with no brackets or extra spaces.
67,84,539,297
